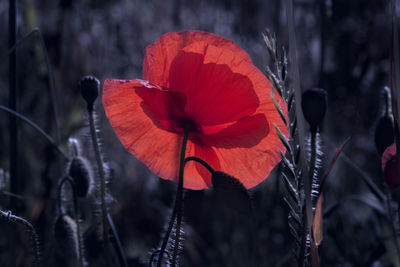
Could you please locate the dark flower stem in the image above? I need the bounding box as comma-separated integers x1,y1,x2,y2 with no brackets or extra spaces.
88,109,109,243
171,125,190,267
58,176,85,267
184,157,214,174
157,125,190,267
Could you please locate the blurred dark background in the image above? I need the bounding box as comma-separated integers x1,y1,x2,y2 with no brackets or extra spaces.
0,0,396,266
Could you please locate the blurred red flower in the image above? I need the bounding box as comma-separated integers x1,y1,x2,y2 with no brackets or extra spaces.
102,31,286,190
382,143,400,188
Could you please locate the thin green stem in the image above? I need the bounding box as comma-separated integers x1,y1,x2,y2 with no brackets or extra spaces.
107,214,128,267
0,105,68,160
171,126,190,267
88,110,109,243
157,126,190,267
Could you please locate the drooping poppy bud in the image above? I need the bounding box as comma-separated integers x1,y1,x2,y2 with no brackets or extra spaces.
68,157,93,198
211,171,252,214
80,75,100,111
375,116,394,156
301,88,327,133
382,144,400,189
54,214,79,256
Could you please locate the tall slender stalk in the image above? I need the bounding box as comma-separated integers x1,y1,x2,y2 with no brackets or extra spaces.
285,0,312,265
171,125,190,267
8,1,18,265
157,126,190,267
88,110,108,243
9,0,18,209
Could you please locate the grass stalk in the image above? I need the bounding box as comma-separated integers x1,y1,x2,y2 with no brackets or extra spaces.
9,0,18,211
284,0,312,265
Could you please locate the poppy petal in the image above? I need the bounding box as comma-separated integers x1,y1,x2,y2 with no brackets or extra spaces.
133,79,187,133
143,31,252,88
201,113,285,189
102,79,182,184
168,45,259,127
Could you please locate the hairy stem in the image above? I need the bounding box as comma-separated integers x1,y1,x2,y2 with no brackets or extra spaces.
157,126,190,267
171,126,190,267
0,210,40,267
88,109,109,243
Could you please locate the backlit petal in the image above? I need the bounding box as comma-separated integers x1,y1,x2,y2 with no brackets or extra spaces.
103,79,181,184
143,31,252,88
168,45,259,127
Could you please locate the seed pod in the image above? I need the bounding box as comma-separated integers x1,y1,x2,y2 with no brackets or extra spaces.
375,116,394,156
68,157,93,198
211,171,252,214
54,214,79,256
79,75,100,111
301,88,328,133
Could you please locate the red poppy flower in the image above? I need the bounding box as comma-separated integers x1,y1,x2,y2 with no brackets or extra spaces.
382,143,400,188
102,31,287,190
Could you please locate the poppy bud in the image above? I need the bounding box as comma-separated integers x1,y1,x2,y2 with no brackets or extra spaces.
374,116,394,156
382,144,400,189
211,171,252,214
54,214,78,255
67,138,82,158
68,157,93,198
80,75,100,111
301,88,327,133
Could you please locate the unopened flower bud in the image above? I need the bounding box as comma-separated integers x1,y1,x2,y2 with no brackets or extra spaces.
211,171,252,214
68,157,93,198
301,88,327,133
80,75,100,111
54,214,78,254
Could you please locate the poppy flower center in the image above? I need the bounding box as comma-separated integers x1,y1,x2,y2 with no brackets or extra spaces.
178,117,199,132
